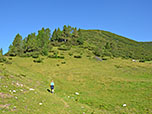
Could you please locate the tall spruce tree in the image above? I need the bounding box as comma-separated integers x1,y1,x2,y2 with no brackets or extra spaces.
56,28,62,40
9,34,23,56
24,33,37,52
72,27,79,38
51,28,62,42
51,29,57,41
37,28,51,55
62,25,72,38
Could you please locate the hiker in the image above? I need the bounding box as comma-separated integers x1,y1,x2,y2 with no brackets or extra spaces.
50,80,54,93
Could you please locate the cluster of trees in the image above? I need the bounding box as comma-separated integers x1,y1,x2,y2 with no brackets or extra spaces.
4,25,152,62
51,25,79,41
6,25,82,57
51,25,83,45
8,28,51,57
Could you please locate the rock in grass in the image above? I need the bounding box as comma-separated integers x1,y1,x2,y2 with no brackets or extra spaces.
75,92,79,95
29,88,35,91
13,90,16,93
39,103,42,105
123,104,126,107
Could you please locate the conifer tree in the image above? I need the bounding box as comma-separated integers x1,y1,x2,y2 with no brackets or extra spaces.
56,28,62,40
24,33,37,52
72,27,79,38
37,28,51,55
9,33,23,56
51,29,57,41
0,48,3,56
62,25,72,38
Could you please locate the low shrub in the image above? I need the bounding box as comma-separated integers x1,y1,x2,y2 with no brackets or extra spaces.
61,61,66,64
33,58,43,63
102,57,107,60
8,58,12,60
0,56,7,62
58,55,64,59
139,59,145,62
32,54,39,58
9,53,16,57
74,55,82,58
48,54,64,59
68,52,73,56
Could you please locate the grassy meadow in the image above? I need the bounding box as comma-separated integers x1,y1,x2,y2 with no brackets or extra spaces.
0,47,152,114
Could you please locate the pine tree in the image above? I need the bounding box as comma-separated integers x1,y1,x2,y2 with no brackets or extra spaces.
0,48,3,56
37,28,51,54
72,27,79,38
62,25,72,38
51,28,63,42
51,29,57,41
24,33,37,52
56,28,62,40
9,34,23,56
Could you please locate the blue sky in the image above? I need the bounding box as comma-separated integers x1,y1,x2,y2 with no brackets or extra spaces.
0,0,152,53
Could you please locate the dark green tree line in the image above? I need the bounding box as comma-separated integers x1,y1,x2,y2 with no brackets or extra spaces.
6,25,152,62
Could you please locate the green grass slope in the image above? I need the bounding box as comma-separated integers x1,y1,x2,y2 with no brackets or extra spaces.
0,48,152,114
80,29,152,60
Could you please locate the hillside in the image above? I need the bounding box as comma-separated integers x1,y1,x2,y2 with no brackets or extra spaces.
0,47,152,113
4,25,152,62
0,26,152,113
79,29,152,61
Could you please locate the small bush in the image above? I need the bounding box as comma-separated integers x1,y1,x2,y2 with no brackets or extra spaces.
102,57,107,60
9,53,16,57
139,59,145,62
0,56,7,62
61,61,66,64
48,54,64,59
74,55,82,58
32,54,39,58
8,58,12,60
68,52,73,56
33,58,43,63
58,55,64,59
80,52,83,55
